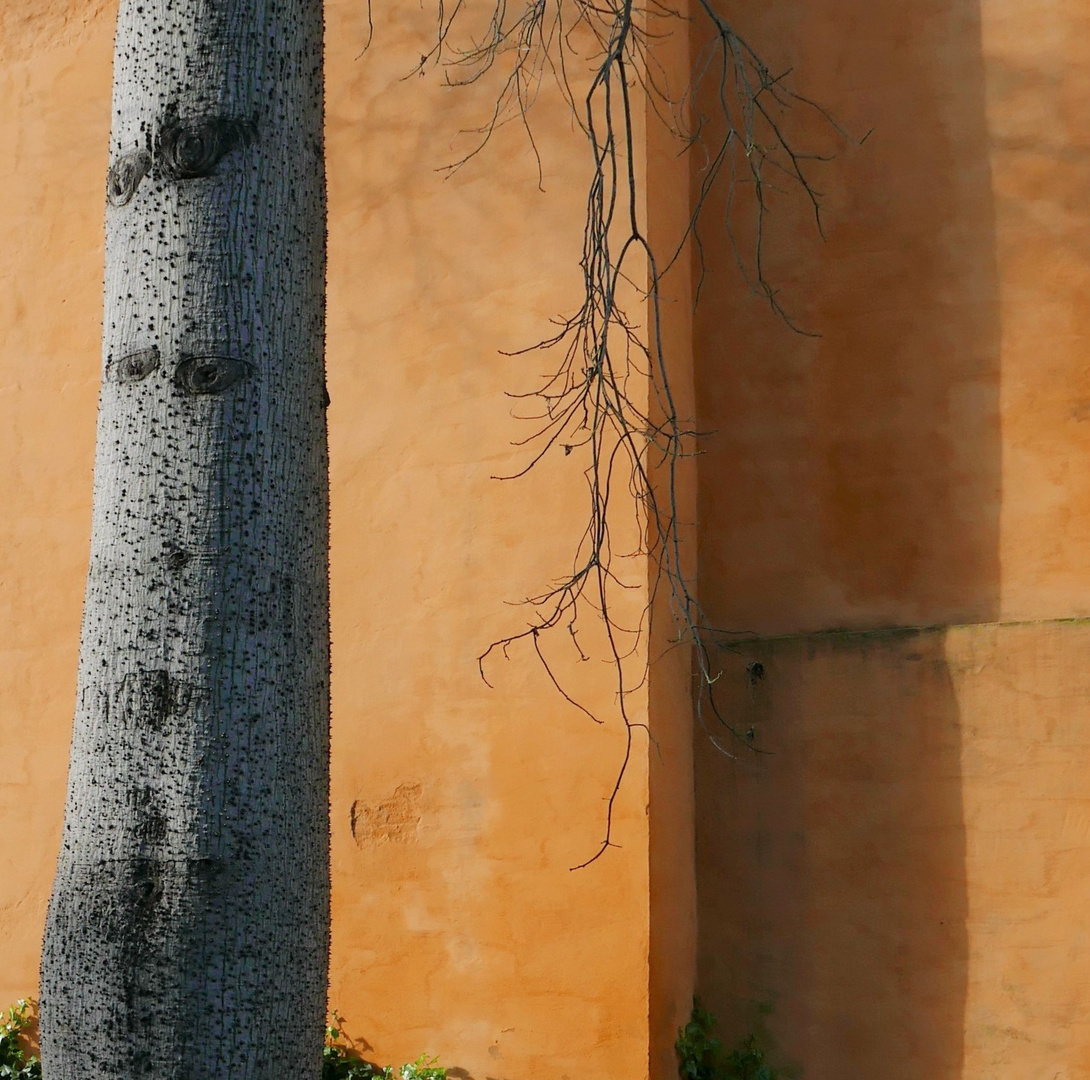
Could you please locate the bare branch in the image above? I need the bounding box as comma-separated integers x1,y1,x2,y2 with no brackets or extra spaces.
378,0,861,866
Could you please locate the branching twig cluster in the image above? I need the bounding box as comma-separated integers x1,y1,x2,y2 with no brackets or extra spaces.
369,0,854,866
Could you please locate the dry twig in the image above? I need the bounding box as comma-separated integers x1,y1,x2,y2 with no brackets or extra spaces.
366,0,859,866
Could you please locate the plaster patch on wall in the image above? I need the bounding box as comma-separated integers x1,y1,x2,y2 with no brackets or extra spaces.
350,782,423,846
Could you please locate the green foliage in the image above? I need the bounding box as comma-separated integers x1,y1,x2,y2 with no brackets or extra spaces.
721,1035,779,1080
676,1000,781,1080
2,1001,444,1080
323,1012,446,1080
381,1056,446,1080
676,1001,722,1080
0,1000,40,1080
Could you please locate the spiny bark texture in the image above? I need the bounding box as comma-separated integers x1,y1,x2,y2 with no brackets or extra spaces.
40,2,329,1077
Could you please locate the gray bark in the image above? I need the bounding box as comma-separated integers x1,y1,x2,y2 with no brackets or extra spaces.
39,2,330,1077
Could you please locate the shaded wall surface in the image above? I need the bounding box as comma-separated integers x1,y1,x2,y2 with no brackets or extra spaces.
693,0,1090,1077
646,3,699,1078
698,625,1090,1078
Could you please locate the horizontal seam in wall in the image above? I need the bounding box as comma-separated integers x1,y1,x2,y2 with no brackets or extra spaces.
711,615,1090,647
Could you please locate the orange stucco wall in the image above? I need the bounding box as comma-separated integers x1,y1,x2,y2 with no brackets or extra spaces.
0,3,694,1078
693,0,1090,1076
646,4,698,1079
5,0,1090,1076
697,624,1090,1078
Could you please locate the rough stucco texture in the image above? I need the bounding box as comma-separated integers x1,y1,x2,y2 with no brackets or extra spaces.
697,624,1090,1080
694,0,1090,636
0,3,662,1079
692,0,1090,1077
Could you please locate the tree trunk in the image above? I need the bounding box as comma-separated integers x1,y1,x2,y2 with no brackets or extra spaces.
39,1,329,1077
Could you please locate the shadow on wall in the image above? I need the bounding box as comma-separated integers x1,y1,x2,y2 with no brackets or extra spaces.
697,633,969,1080
690,0,1000,1076
693,0,1001,636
